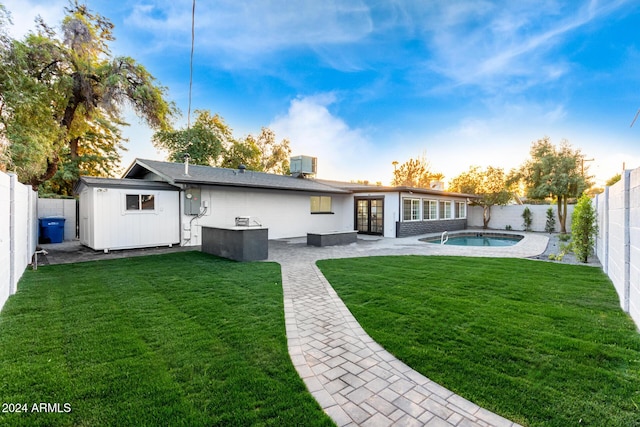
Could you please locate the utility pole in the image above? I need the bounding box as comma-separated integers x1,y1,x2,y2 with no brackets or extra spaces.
581,157,594,177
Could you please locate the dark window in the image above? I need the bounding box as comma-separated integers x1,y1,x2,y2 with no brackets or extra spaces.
126,194,155,211
403,198,420,221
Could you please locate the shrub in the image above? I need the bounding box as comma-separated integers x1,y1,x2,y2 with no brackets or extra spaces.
505,225,512,231
522,207,532,231
571,195,598,263
558,233,571,242
545,207,556,233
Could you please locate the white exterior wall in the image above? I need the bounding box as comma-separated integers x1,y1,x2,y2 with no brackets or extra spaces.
181,187,354,244
1,172,37,312
384,193,400,238
468,204,574,232
80,187,180,251
38,198,77,241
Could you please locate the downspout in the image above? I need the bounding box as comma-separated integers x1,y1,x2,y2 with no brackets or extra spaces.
179,188,184,246
397,191,402,238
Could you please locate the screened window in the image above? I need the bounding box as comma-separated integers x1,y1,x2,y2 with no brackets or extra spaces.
310,196,332,213
456,201,466,219
439,201,452,219
126,194,155,211
403,198,420,221
423,200,438,220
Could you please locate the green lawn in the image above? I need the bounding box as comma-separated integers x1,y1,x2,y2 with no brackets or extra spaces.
317,256,640,427
0,252,334,427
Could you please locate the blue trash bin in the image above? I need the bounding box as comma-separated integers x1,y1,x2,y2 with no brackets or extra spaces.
39,217,66,244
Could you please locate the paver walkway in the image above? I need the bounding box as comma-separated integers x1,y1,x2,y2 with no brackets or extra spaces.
269,233,545,427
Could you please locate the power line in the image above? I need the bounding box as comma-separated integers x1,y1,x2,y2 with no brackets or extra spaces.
631,109,640,128
186,0,196,144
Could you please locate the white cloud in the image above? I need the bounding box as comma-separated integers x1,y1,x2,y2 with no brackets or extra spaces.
1,0,65,39
124,0,374,56
270,94,389,182
412,0,633,90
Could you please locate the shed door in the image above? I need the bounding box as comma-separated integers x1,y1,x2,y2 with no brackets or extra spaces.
356,198,384,235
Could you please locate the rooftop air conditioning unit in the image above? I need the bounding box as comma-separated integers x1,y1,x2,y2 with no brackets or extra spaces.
290,155,317,176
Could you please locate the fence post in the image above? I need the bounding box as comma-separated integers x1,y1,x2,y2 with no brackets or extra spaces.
9,173,16,296
603,187,609,274
623,170,631,313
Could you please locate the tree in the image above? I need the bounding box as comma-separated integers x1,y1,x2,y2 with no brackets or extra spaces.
521,207,532,231
0,2,176,192
391,154,443,188
571,195,598,263
221,127,291,174
509,137,591,234
545,207,556,233
606,173,621,187
152,110,230,166
448,166,512,229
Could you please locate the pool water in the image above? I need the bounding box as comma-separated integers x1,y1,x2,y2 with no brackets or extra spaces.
422,233,523,247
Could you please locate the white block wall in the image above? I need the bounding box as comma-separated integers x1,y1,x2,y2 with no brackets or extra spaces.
468,204,573,232
38,198,77,241
1,171,37,312
596,167,640,329
630,169,640,327
0,173,10,311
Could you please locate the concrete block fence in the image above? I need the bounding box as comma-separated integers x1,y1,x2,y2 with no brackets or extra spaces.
0,171,37,312
596,168,640,329
37,197,78,241
468,204,574,232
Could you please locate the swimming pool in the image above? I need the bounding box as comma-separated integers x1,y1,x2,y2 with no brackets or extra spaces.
421,233,523,247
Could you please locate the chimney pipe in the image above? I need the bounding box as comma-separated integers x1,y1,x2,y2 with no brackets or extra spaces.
183,153,190,175
238,164,246,174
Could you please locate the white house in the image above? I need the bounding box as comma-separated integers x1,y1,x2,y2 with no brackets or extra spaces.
75,158,474,251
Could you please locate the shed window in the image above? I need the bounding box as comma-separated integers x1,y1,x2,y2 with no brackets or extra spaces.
311,196,332,213
126,194,155,211
403,198,420,221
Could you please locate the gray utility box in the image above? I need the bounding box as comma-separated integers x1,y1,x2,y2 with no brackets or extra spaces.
184,188,201,215
201,226,268,262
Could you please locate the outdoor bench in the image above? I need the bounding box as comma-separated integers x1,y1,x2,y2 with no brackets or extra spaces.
307,230,357,247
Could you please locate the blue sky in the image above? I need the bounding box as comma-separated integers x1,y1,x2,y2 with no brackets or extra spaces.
4,0,640,186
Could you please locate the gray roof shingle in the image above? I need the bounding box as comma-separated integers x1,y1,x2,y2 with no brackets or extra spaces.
123,159,350,194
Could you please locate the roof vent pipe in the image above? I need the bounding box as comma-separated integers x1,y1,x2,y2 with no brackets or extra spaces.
183,153,190,176
238,164,246,174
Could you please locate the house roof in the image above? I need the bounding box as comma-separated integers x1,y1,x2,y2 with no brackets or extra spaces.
315,179,478,199
122,159,351,194
75,176,180,193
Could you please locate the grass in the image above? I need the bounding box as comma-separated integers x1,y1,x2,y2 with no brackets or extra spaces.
317,256,640,427
0,252,334,427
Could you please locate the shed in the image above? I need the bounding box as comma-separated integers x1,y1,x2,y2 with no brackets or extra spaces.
75,177,180,251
